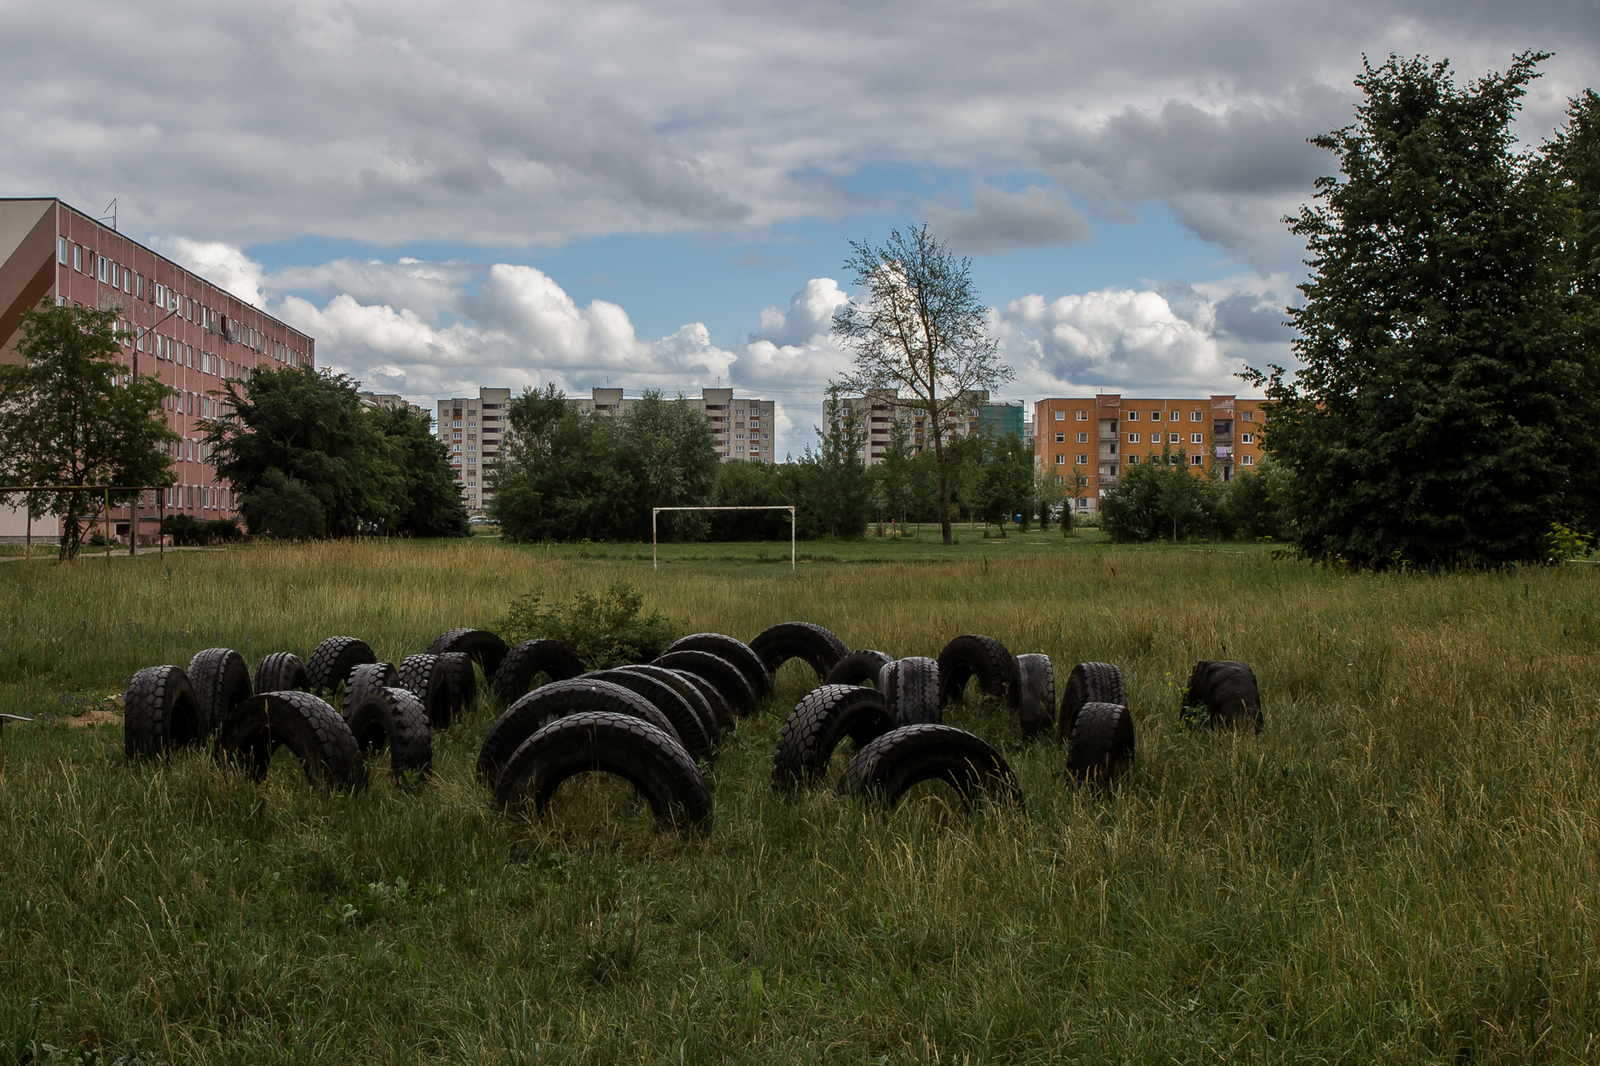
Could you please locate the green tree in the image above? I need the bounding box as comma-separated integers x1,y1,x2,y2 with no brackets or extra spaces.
239,468,326,539
369,405,469,537
831,224,1015,544
491,385,627,542
1222,456,1294,541
203,364,398,537
973,432,1034,536
872,418,920,527
618,391,719,542
1100,448,1217,542
1249,52,1600,566
709,460,790,540
0,302,176,560
805,391,873,539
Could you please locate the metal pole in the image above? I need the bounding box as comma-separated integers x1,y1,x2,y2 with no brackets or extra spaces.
159,489,165,558
790,506,796,571
24,491,31,560
652,508,658,572
104,487,110,565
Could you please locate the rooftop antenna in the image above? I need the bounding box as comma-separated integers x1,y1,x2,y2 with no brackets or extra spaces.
98,199,118,231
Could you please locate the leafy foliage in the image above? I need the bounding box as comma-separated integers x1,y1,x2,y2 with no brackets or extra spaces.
239,468,327,540
1249,52,1600,567
0,302,176,560
493,582,682,669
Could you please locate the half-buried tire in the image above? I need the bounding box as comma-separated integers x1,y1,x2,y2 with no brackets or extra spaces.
1182,660,1263,733
398,653,454,729
652,649,758,718
937,633,1020,708
253,652,309,695
771,684,895,790
668,670,735,737
475,678,684,786
427,627,509,679
1014,654,1056,739
824,650,894,688
589,668,716,764
343,662,400,719
213,690,367,791
621,664,723,750
345,686,433,780
435,651,478,721
494,711,713,829
662,633,771,699
124,664,203,759
749,621,848,680
1058,662,1126,744
837,724,1023,809
188,648,252,739
305,636,377,699
881,656,942,726
1066,701,1135,788
491,639,585,707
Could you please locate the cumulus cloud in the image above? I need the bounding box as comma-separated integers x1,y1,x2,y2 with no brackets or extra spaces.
925,183,1094,254
155,238,267,307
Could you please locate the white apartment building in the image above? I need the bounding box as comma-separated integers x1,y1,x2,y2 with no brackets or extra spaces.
835,388,992,467
568,387,777,463
435,388,511,513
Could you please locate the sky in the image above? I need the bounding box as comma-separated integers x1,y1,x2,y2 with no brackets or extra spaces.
4,0,1596,456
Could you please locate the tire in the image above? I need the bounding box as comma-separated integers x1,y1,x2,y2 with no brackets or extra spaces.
212,690,367,791
475,678,683,786
253,652,309,695
123,664,203,759
589,668,716,764
771,684,895,790
1058,662,1127,744
749,621,849,679
494,711,713,829
1182,660,1263,733
427,627,510,679
1066,701,1136,787
881,656,942,726
343,662,400,719
398,653,454,729
436,651,478,721
662,633,772,698
837,724,1023,809
653,649,758,718
187,648,252,740
621,664,723,749
491,639,585,707
937,633,1020,708
1014,654,1056,738
345,686,433,780
824,650,894,688
305,636,377,698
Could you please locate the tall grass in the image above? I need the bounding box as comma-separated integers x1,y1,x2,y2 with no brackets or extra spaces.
2,540,1599,1063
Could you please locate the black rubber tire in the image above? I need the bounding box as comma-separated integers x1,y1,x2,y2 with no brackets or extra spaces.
663,669,735,736
305,636,377,698
653,649,758,718
345,686,434,780
937,633,1021,708
436,651,478,721
213,690,367,791
621,664,723,749
589,668,716,764
1183,660,1263,733
476,677,683,786
123,664,203,759
824,650,894,688
1058,662,1127,744
882,656,942,726
187,648,252,740
398,653,454,729
253,652,309,695
1014,654,1056,738
427,627,510,679
771,684,895,790
749,621,849,679
1066,701,1136,787
494,711,713,829
837,724,1023,809
662,632,772,698
343,662,400,719
491,638,585,706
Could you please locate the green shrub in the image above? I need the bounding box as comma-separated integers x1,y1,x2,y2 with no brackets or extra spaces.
206,518,244,543
493,582,681,669
159,514,208,546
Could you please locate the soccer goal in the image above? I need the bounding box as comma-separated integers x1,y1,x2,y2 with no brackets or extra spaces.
651,505,796,571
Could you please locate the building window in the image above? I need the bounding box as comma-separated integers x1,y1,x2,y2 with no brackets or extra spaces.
1128,455,1140,464
1077,432,1088,443
1190,433,1203,444
57,237,67,265
1240,433,1254,444
1126,411,1138,421
1242,455,1255,465
1191,410,1203,422
1054,433,1065,443
1054,475,1065,485
1242,411,1254,423
97,256,109,282
1054,454,1065,465
1076,410,1088,421
1190,454,1203,466
1053,410,1065,421
1076,454,1087,465
73,245,81,271
1128,432,1139,443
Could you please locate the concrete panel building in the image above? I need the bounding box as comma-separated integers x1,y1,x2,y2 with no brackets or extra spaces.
0,197,315,543
568,387,778,463
835,389,992,466
436,388,511,513
1033,394,1272,512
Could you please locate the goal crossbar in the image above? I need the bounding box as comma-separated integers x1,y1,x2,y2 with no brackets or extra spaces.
651,505,795,571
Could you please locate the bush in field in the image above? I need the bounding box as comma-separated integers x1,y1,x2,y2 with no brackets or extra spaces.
160,513,209,546
494,582,681,669
240,469,326,540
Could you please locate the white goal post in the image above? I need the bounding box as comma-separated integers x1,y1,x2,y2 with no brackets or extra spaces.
651,505,796,571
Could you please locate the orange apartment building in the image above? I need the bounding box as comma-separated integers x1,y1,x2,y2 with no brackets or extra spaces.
0,197,314,543
1033,394,1270,512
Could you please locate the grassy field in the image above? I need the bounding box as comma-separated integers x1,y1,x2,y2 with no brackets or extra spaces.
1,537,1598,1064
